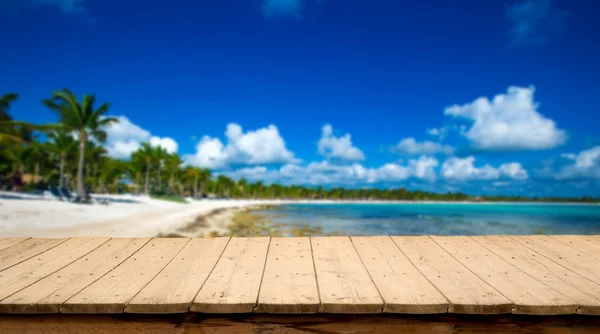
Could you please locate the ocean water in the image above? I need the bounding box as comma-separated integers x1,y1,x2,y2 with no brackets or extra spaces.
254,203,600,236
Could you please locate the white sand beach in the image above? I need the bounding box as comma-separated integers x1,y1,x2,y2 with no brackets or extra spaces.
0,191,285,238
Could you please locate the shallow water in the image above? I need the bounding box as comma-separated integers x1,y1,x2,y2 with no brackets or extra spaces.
254,203,600,236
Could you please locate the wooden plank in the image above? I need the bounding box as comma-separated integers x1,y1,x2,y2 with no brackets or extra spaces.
311,236,383,313
512,235,600,284
549,235,600,261
256,237,320,314
0,238,68,272
0,238,29,252
126,237,230,313
61,238,189,313
391,236,511,314
473,235,600,315
191,237,270,313
0,238,149,314
352,236,449,314
432,236,576,315
0,238,109,305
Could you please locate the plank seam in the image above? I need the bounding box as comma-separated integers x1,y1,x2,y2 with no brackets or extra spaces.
309,237,323,314
508,236,600,287
59,238,153,314
188,237,232,312
467,236,579,314
427,236,516,313
388,236,451,313
124,238,193,313
0,238,112,305
349,237,384,314
0,238,31,252
547,236,600,261
0,238,72,273
252,237,272,313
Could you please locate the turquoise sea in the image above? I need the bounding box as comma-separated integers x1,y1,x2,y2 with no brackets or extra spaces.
254,203,600,236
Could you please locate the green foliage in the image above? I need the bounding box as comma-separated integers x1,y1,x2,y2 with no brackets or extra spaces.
1,88,599,203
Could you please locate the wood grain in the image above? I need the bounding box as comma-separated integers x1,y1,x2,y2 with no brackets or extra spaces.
61,238,188,313
126,237,230,313
512,235,600,284
392,236,512,314
0,238,29,252
432,236,576,315
352,236,449,313
0,238,68,272
256,237,320,314
191,237,270,313
311,237,383,313
549,235,600,261
472,235,600,315
0,238,109,306
1,238,149,314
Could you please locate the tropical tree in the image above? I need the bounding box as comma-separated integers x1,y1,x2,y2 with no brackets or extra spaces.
131,142,156,195
43,89,118,197
47,130,77,188
165,153,183,194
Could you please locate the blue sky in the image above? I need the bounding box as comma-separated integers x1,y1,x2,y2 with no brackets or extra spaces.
2,0,600,196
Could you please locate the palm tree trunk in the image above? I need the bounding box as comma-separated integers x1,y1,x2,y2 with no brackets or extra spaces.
59,154,65,188
193,174,198,199
34,163,40,184
144,162,151,195
135,172,141,195
77,134,86,197
157,166,162,190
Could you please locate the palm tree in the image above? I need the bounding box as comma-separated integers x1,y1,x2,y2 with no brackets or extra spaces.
131,142,155,195
165,153,183,194
47,130,77,188
1,93,58,145
43,89,118,197
199,168,211,197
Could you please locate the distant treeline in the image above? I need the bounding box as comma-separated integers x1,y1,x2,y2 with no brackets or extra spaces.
1,91,598,203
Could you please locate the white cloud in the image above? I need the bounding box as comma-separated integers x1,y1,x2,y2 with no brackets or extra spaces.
395,137,454,156
318,124,365,162
184,123,297,169
223,156,439,185
104,116,179,159
499,162,530,180
444,86,566,151
442,156,528,181
262,0,302,18
554,146,600,180
427,127,449,140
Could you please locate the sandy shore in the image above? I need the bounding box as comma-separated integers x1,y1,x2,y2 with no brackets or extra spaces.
0,191,286,238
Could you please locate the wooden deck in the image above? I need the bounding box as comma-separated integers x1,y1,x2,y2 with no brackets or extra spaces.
0,235,599,315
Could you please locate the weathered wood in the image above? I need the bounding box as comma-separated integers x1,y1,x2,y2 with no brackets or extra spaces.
191,237,270,313
473,235,600,315
352,236,449,314
256,237,320,314
391,236,512,314
432,236,577,315
311,237,383,313
0,238,29,251
549,235,600,261
0,238,68,272
61,238,188,313
512,235,600,284
1,238,149,314
126,237,230,313
0,238,109,307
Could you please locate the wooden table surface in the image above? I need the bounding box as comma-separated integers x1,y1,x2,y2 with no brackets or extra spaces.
0,235,599,315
